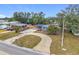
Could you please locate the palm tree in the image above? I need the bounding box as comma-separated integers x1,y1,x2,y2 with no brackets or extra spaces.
56,4,79,50
57,12,65,48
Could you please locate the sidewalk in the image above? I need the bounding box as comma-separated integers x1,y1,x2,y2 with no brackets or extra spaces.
0,51,8,55
4,29,37,44
28,33,52,54
3,29,52,54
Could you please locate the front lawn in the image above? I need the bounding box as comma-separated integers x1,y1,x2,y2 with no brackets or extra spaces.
13,35,41,48
36,31,79,55
0,30,7,33
0,32,19,40
50,32,79,55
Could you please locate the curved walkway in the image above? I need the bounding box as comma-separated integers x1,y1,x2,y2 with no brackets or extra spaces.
4,29,52,54
4,29,37,44
26,33,52,54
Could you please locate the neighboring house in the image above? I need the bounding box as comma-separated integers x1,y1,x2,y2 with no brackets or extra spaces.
9,21,27,27
0,20,10,30
0,20,5,24
36,23,59,31
72,29,79,36
9,21,27,31
9,21,20,24
0,21,27,30
0,24,9,29
36,24,49,31
0,20,9,24
51,22,59,27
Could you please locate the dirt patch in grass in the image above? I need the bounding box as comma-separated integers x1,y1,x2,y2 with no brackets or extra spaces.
13,35,41,48
0,32,19,40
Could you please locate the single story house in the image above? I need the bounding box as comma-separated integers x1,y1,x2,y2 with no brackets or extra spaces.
9,21,27,27
36,23,59,31
0,20,10,30
36,24,49,31
0,21,27,30
0,20,9,24
0,24,9,29
72,29,79,36
9,21,27,31
9,21,20,24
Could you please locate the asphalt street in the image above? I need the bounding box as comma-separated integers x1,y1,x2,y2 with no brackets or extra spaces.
0,41,47,55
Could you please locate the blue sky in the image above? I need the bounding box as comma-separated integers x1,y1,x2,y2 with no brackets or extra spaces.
0,4,68,18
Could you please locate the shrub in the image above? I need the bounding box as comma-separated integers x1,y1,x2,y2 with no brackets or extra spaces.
14,26,21,33
47,25,60,35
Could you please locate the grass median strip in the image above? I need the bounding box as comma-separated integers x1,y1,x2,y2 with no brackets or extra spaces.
13,35,41,48
0,32,19,40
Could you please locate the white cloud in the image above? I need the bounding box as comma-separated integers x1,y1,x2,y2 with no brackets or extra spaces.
0,14,6,18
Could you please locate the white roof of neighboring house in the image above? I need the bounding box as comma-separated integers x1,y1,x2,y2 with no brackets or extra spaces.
9,21,20,24
9,21,27,26
37,24,49,26
10,23,26,26
0,20,5,23
0,24,8,29
0,20,9,24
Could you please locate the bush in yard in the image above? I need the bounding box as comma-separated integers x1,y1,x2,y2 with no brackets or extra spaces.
14,26,21,33
47,25,60,35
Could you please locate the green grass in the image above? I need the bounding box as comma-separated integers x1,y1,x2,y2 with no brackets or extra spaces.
0,32,19,40
36,31,79,55
13,35,41,48
0,30,7,32
50,32,79,55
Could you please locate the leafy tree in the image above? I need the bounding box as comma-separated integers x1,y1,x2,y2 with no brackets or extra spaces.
13,12,31,23
13,12,45,24
8,18,15,22
55,5,79,47
47,25,60,35
60,5,79,32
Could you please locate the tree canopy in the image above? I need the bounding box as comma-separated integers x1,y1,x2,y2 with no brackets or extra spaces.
5,4,79,33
